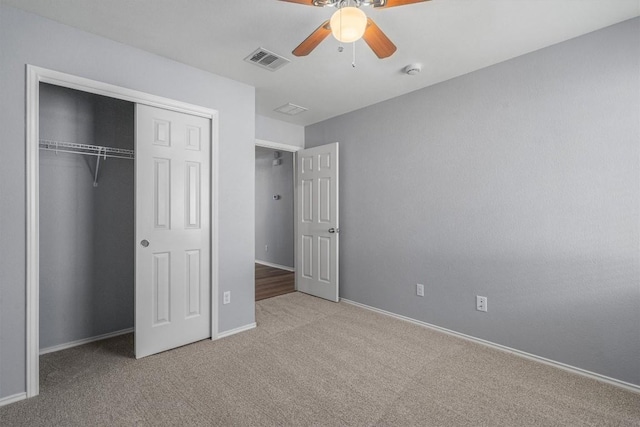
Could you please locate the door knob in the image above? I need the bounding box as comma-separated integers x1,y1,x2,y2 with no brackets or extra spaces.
140,239,150,247
328,228,339,234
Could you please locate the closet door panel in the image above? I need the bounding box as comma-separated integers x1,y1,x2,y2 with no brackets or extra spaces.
153,158,171,230
185,161,201,229
185,249,201,318
152,252,171,326
136,104,211,359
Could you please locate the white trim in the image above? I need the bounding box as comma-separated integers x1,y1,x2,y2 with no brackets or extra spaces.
26,65,40,398
255,138,302,152
26,65,220,398
216,322,257,339
255,260,295,272
0,392,27,408
31,66,214,118
293,154,298,292
211,111,220,341
39,328,134,355
340,298,640,394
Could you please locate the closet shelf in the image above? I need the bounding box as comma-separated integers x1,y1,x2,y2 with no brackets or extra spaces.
40,139,134,187
39,139,135,160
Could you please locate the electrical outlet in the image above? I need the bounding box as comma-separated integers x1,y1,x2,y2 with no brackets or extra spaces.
223,291,231,305
476,296,488,312
265,245,269,252
416,283,424,297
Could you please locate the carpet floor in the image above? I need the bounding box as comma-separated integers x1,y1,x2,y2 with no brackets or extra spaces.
1,292,639,426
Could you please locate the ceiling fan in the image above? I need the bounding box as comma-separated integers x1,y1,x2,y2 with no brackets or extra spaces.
279,0,429,59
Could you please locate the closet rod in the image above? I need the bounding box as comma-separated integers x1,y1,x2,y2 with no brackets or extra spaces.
39,139,135,160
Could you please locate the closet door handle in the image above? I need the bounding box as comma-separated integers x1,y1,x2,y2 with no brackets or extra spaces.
140,239,150,248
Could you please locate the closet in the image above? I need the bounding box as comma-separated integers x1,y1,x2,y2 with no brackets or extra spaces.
39,83,135,353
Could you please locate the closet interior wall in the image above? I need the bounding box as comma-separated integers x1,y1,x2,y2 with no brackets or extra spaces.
39,83,135,351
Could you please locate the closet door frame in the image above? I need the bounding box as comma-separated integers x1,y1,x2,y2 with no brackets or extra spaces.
25,65,219,398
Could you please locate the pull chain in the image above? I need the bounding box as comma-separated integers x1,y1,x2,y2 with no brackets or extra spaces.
352,41,356,68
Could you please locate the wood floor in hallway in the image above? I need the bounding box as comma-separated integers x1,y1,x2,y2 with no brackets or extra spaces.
255,263,295,301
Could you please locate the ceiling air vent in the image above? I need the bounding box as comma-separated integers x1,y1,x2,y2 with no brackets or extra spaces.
244,48,290,72
274,103,308,116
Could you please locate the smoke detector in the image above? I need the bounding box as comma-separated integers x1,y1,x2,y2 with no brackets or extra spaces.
403,63,422,75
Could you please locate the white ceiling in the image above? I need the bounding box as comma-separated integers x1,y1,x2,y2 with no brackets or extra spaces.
5,0,639,126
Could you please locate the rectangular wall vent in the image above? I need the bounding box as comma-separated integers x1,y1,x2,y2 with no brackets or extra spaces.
274,103,308,116
244,48,290,72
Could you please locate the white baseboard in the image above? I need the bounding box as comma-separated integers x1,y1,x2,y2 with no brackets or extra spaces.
39,328,134,355
217,322,257,339
255,260,295,272
0,392,27,407
340,298,640,394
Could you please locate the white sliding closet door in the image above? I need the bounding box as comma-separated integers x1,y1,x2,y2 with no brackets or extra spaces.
135,104,211,359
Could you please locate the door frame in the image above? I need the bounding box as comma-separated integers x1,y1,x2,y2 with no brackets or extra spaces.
255,139,301,290
25,65,219,397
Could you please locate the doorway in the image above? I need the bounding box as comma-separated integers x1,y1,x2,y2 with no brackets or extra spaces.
26,66,219,398
254,140,300,301
38,83,135,356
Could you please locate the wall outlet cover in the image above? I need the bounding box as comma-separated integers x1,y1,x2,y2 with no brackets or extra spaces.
416,283,424,297
476,295,487,312
223,291,231,305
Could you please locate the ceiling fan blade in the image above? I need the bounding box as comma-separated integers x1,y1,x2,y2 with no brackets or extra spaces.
374,0,430,8
278,0,317,5
292,20,331,56
362,18,397,59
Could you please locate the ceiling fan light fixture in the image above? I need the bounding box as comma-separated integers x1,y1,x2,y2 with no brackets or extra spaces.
330,7,367,43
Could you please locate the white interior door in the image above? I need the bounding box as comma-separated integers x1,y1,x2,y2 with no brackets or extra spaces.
135,104,211,358
296,143,339,302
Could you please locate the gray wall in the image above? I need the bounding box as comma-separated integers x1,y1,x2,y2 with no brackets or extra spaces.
255,147,294,268
39,84,134,350
256,114,304,148
306,18,640,386
0,4,255,399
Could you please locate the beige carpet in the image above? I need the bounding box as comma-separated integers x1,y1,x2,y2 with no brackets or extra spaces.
1,292,639,426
